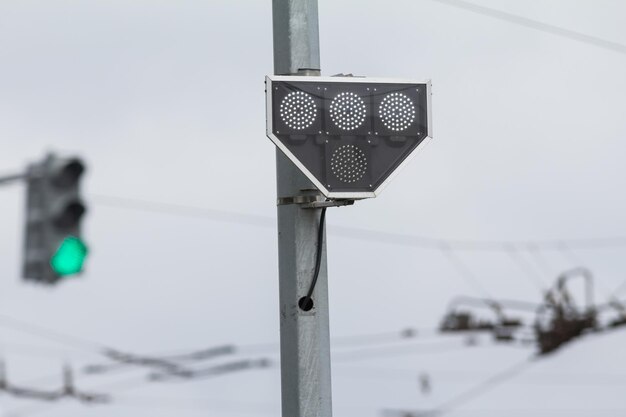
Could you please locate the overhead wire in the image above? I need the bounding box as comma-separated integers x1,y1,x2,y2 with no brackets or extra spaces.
427,354,537,416
0,312,489,383
93,194,626,306
3,355,276,416
430,0,626,56
0,341,95,360
557,242,586,266
92,193,626,252
125,327,461,361
505,247,547,293
2,374,148,417
388,409,626,417
336,366,626,386
331,340,491,363
330,327,437,347
91,193,273,228
610,279,626,298
0,313,107,354
526,244,554,277
235,329,428,355
93,396,277,415
439,245,494,300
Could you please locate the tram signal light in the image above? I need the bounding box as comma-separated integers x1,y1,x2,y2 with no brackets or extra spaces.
23,154,88,285
266,75,432,199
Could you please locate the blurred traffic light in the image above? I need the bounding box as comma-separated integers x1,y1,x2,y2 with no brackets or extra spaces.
23,154,88,285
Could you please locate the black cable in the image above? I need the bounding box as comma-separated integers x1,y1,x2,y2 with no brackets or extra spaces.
298,207,327,311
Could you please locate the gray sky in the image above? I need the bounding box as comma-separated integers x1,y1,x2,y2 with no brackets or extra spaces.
1,0,626,416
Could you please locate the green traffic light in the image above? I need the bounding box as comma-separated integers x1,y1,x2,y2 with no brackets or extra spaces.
50,236,88,277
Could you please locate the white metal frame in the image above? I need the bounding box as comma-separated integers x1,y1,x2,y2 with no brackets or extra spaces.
265,75,433,199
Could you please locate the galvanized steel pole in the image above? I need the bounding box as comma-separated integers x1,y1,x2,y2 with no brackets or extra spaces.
272,1,332,417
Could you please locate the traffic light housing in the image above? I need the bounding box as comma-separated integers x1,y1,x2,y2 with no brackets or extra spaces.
265,75,432,199
23,154,88,285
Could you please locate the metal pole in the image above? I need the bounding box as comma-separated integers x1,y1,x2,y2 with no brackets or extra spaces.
272,1,332,417
0,173,27,186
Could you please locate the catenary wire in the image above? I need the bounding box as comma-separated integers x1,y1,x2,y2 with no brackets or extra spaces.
439,246,494,300
557,242,586,266
505,247,547,293
0,311,480,376
387,409,626,417
92,193,626,251
610,279,626,298
4,355,276,416
331,340,491,363
0,313,107,354
94,194,626,307
429,354,537,416
430,0,626,56
94,194,626,306
335,365,626,386
526,244,554,276
0,341,96,360
381,355,539,417
93,396,277,415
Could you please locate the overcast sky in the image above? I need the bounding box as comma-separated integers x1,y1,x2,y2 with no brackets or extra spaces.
1,0,626,416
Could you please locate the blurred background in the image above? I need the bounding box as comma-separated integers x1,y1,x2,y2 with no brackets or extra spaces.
1,0,625,416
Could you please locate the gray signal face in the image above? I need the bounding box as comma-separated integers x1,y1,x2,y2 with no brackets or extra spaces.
266,75,432,199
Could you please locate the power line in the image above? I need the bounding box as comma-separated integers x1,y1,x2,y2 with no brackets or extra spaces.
433,355,536,415
330,328,437,347
132,328,451,361
3,374,148,417
336,365,626,386
99,396,277,414
557,243,585,266
526,244,554,277
91,194,273,228
611,279,626,298
331,340,489,363
390,409,626,417
4,357,275,416
92,193,626,252
0,313,106,354
440,246,494,300
430,0,626,56
0,312,479,382
505,248,547,293
0,341,94,360
383,355,537,417
0,313,224,379
234,328,432,355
